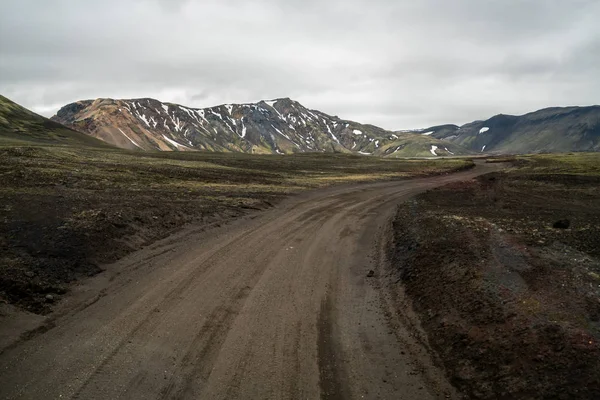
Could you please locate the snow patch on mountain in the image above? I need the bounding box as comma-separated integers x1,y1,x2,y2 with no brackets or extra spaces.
136,112,151,128
210,110,224,121
118,128,141,148
272,125,291,141
162,134,188,149
326,125,340,144
265,100,286,120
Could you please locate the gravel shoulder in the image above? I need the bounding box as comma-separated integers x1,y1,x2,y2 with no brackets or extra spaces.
390,156,600,399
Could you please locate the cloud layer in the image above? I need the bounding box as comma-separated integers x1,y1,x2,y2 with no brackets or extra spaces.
1,0,599,129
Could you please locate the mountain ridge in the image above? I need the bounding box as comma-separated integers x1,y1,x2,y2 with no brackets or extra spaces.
49,95,600,156
399,105,600,154
51,97,469,157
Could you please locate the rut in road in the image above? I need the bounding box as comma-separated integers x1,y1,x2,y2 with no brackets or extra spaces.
0,163,502,400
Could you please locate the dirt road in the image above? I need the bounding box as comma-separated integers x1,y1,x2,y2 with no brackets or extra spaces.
0,163,501,399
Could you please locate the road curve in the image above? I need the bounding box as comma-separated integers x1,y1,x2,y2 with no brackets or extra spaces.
0,163,502,400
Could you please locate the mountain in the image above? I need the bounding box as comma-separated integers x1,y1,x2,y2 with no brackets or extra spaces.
0,95,111,148
13,93,597,156
406,106,600,154
51,97,471,157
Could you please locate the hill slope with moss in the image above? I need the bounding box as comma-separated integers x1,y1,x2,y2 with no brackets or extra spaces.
0,95,110,148
401,106,600,154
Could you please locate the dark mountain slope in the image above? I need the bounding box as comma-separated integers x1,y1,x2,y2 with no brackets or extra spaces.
409,106,600,154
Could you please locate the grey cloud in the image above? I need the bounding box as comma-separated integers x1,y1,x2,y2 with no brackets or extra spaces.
1,0,599,129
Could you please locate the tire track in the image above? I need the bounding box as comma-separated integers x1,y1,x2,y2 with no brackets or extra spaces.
0,163,504,400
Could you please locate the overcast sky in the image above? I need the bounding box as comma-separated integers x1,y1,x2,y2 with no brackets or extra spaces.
1,0,599,129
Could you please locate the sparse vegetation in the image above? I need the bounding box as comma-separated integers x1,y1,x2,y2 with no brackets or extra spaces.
513,152,600,176
391,153,600,399
0,95,110,148
0,144,473,313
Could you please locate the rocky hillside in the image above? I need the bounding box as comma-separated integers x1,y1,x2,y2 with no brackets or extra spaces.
51,97,470,157
402,106,600,154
